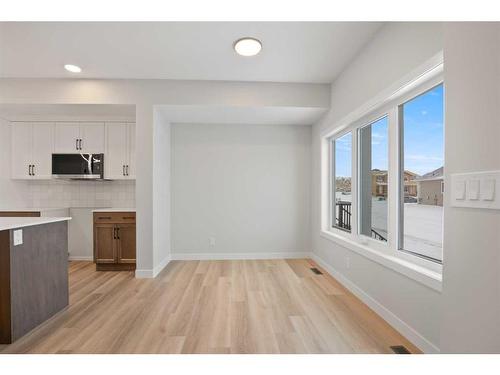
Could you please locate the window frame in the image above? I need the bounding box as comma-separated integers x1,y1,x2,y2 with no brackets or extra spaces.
398,82,445,264
357,114,390,246
322,68,444,279
330,130,355,234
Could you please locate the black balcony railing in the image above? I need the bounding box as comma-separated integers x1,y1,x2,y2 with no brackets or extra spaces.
335,201,351,231
371,228,387,242
335,201,387,242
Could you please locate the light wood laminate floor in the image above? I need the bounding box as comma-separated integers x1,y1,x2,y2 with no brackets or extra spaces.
0,259,420,354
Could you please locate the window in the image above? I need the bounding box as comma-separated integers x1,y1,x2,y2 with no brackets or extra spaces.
322,68,444,278
400,83,444,262
333,133,352,232
358,116,388,242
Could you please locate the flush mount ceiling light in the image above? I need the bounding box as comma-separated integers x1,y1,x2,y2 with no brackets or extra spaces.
233,37,262,57
64,64,82,73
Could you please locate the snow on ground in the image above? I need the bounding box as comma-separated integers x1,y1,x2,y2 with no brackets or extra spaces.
403,203,443,261
335,193,443,261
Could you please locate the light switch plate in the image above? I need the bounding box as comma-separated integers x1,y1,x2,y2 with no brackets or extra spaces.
467,179,480,200
13,229,23,246
454,180,466,200
451,171,500,209
482,179,495,201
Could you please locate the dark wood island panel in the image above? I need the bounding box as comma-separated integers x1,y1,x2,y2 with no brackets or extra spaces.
0,212,41,217
0,221,69,344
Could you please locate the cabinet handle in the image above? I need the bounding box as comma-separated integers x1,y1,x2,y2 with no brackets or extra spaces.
79,139,83,150
116,227,120,240
122,216,134,220
28,164,32,176
123,165,125,176
76,139,78,150
126,165,129,176
32,164,35,176
98,216,112,220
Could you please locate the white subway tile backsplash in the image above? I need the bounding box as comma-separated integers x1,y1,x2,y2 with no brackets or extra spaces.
25,180,135,208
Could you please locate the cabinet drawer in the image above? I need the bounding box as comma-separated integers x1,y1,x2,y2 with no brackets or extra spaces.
93,212,136,224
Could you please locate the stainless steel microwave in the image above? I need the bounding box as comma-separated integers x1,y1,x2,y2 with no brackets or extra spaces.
52,153,104,180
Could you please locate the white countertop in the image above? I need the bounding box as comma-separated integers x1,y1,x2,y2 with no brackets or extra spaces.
92,208,136,212
0,217,71,231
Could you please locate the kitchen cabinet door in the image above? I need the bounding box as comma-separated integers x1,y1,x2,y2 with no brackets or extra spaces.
94,224,117,263
31,122,54,179
127,123,136,179
55,122,80,153
105,123,128,179
80,122,104,154
11,122,33,179
117,224,136,263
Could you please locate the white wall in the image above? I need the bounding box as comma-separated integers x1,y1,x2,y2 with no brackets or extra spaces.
311,22,444,352
441,23,500,353
0,78,329,276
171,123,311,258
151,109,171,276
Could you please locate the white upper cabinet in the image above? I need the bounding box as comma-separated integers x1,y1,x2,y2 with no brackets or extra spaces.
11,122,54,180
80,122,104,153
55,122,80,153
105,123,128,179
31,123,54,179
11,122,33,179
104,122,135,180
54,122,104,153
127,123,136,179
11,121,133,181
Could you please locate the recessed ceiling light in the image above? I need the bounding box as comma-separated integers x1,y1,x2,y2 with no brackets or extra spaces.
234,38,262,57
64,64,82,73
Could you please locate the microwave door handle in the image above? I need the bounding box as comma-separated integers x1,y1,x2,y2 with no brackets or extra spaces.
80,153,92,174
88,153,92,174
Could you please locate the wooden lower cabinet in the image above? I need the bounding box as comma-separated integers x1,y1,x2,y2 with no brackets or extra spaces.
93,212,136,271
116,224,136,264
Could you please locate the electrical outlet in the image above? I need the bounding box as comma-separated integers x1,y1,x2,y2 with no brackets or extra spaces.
209,237,216,247
345,255,350,269
13,229,23,246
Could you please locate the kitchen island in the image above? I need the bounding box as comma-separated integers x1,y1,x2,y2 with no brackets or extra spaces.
0,216,71,344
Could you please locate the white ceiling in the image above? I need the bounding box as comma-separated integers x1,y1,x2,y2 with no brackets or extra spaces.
0,22,383,83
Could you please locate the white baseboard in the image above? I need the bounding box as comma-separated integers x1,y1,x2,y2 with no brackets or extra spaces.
135,255,171,279
171,251,312,261
68,255,93,261
311,253,440,354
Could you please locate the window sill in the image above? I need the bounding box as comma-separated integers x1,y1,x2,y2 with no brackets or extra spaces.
319,230,442,292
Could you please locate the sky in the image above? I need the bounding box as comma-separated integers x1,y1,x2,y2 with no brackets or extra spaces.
334,83,444,177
